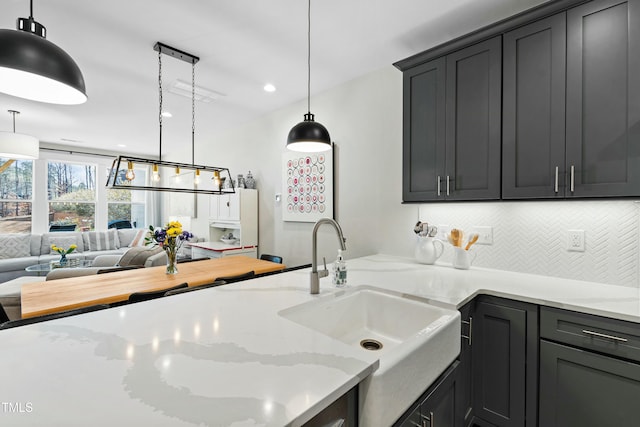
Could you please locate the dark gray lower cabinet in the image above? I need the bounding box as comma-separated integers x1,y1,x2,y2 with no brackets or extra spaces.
303,386,357,426
538,305,640,426
539,340,640,427
396,361,461,427
471,297,538,427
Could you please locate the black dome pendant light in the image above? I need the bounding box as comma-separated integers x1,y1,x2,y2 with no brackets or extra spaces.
0,0,87,105
286,0,331,152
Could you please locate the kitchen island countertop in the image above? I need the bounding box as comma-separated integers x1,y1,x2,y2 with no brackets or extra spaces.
1,254,639,426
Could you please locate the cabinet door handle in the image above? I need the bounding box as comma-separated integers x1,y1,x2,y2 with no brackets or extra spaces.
461,316,473,346
421,411,434,427
570,165,575,192
446,176,450,196
554,166,559,193
437,176,441,196
582,329,628,343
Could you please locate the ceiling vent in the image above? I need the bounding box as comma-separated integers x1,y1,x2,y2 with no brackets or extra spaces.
167,79,225,103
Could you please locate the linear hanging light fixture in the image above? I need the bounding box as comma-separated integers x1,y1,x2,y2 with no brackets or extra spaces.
106,42,234,195
0,0,87,105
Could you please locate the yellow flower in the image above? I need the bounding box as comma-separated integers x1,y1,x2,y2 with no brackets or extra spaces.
166,227,182,237
70,244,77,250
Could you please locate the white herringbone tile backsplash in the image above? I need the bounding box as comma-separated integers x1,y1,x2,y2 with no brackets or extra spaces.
418,201,640,288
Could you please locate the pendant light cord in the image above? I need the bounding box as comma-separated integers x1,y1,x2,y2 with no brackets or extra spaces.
158,50,163,161
192,61,195,165
307,0,311,114
29,0,33,19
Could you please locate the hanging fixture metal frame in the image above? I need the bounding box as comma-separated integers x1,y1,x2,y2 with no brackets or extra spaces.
106,42,234,195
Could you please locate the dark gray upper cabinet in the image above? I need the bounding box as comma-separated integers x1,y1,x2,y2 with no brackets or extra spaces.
402,57,446,202
445,37,502,201
566,0,640,197
402,37,501,202
399,0,640,201
502,13,567,199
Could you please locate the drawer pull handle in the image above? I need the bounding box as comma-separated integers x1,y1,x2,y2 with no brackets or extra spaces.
461,317,473,346
421,411,434,427
570,165,575,192
582,329,628,343
437,176,441,196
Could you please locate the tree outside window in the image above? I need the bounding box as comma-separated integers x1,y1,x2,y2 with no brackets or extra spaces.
0,158,33,233
48,161,96,231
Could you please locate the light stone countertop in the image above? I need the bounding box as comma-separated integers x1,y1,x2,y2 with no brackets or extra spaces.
1,254,639,426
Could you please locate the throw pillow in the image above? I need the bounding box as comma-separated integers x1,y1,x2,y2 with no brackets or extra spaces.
41,232,84,254
83,229,119,251
0,234,31,259
118,246,163,267
48,236,79,255
129,229,148,247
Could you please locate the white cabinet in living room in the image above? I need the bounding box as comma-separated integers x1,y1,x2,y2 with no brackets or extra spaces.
209,193,240,221
207,189,258,248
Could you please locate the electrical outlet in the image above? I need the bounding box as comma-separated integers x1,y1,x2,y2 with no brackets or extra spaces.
437,224,450,241
472,226,493,245
567,229,585,252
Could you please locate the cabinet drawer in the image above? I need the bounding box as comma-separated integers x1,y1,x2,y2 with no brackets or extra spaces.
540,306,640,363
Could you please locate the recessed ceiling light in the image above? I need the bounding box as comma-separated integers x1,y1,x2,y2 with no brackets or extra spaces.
161,111,172,118
117,144,126,148
264,83,276,93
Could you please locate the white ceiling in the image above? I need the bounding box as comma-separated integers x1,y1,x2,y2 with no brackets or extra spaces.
0,0,549,157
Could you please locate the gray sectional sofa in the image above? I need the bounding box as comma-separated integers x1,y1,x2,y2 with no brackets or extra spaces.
0,228,152,283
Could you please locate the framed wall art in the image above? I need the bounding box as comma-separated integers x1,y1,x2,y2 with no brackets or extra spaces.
282,146,333,222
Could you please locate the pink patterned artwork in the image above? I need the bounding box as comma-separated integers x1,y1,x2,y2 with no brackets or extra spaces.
283,149,333,222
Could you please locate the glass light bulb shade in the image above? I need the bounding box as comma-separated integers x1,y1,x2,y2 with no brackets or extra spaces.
125,161,135,181
0,131,39,159
152,164,160,182
194,169,201,185
0,29,87,105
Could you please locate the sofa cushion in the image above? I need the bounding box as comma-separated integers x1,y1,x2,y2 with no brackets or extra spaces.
0,256,41,271
117,228,144,247
47,236,79,254
40,232,84,255
30,235,42,256
0,234,31,259
83,229,119,251
118,246,164,267
129,229,148,247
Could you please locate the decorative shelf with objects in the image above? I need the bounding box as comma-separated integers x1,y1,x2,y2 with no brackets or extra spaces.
190,189,259,259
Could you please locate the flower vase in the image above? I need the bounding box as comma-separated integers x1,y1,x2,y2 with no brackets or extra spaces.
59,254,68,266
166,250,178,275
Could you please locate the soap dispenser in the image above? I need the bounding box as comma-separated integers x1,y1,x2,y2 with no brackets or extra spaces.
332,249,347,287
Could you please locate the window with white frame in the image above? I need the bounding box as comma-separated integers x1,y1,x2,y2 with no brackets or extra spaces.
0,158,33,233
106,166,147,229
47,161,96,231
